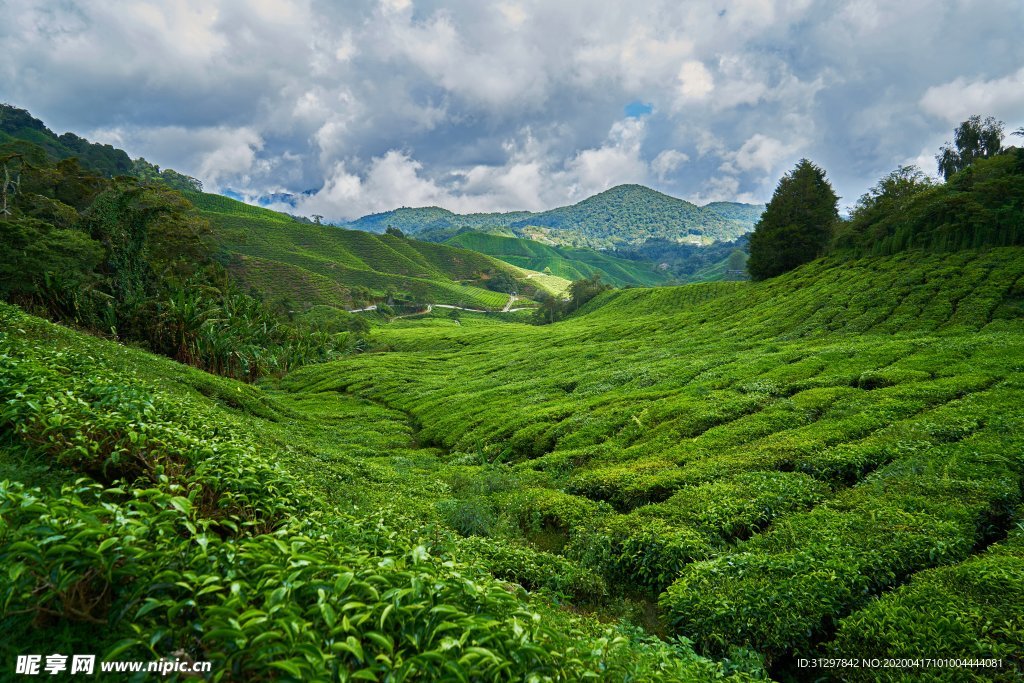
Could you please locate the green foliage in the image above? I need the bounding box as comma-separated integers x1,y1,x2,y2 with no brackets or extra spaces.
446,230,675,287
937,115,1005,181
457,536,607,602
827,512,1024,681
149,280,350,380
347,184,761,249
0,124,348,382
832,149,1024,256
747,159,839,280
131,157,203,192
0,304,756,682
192,190,530,311
532,274,611,324
0,217,103,300
484,269,518,293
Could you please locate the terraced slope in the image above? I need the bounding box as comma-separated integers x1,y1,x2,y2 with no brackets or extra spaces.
186,191,565,309
445,231,674,287
285,247,1024,678
3,246,1021,680
0,304,750,681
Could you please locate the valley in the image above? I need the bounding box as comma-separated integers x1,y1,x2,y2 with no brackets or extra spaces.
2,101,1023,682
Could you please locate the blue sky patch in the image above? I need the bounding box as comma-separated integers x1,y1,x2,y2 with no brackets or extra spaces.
624,101,653,118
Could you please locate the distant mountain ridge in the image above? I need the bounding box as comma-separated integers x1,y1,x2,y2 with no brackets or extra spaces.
344,184,763,249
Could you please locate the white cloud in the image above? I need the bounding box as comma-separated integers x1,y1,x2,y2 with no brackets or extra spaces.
695,175,741,204
562,118,649,199
379,0,411,14
728,134,802,174
652,150,689,181
5,0,1024,217
920,67,1024,125
196,127,265,187
675,61,715,105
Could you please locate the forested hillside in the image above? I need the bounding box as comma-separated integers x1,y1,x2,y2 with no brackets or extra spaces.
0,108,568,388
345,184,762,249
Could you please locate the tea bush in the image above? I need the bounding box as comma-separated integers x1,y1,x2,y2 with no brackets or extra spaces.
0,304,758,681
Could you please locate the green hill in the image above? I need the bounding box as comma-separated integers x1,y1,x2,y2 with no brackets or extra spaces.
510,184,758,247
445,230,674,287
0,301,751,681
295,246,1024,676
4,237,1024,678
186,191,566,309
345,184,763,249
5,103,1024,680
1,103,133,177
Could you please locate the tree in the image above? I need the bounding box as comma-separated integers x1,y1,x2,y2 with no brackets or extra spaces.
568,273,611,310
936,115,1004,181
726,249,747,272
832,165,935,252
484,270,517,293
747,159,839,280
385,226,404,237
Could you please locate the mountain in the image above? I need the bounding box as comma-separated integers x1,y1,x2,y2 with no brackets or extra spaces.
0,104,565,313
445,230,675,287
345,184,763,249
186,191,568,310
4,103,1024,680
702,201,766,225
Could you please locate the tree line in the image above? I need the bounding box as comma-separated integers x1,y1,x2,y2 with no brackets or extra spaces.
0,138,360,381
747,115,1024,280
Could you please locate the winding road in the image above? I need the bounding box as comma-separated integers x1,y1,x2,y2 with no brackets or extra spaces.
360,293,533,319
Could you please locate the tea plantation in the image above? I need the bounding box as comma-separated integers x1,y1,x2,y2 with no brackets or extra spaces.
188,191,569,310
2,245,1023,680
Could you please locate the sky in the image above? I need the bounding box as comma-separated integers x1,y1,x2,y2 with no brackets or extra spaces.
2,0,1023,221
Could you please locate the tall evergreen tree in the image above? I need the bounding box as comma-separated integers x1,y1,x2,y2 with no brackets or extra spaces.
747,159,839,281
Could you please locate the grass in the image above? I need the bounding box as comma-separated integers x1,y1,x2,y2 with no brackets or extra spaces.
2,245,1023,680
445,231,674,287
284,246,1024,676
190,192,561,310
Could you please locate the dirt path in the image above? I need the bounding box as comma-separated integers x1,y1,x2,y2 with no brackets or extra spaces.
355,298,532,318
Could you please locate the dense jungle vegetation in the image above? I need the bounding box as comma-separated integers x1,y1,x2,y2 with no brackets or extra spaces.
2,106,1024,681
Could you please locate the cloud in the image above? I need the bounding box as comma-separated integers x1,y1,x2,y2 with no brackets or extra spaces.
920,67,1024,125
652,150,689,181
675,61,715,105
728,134,802,174
3,0,1024,218
289,117,666,220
